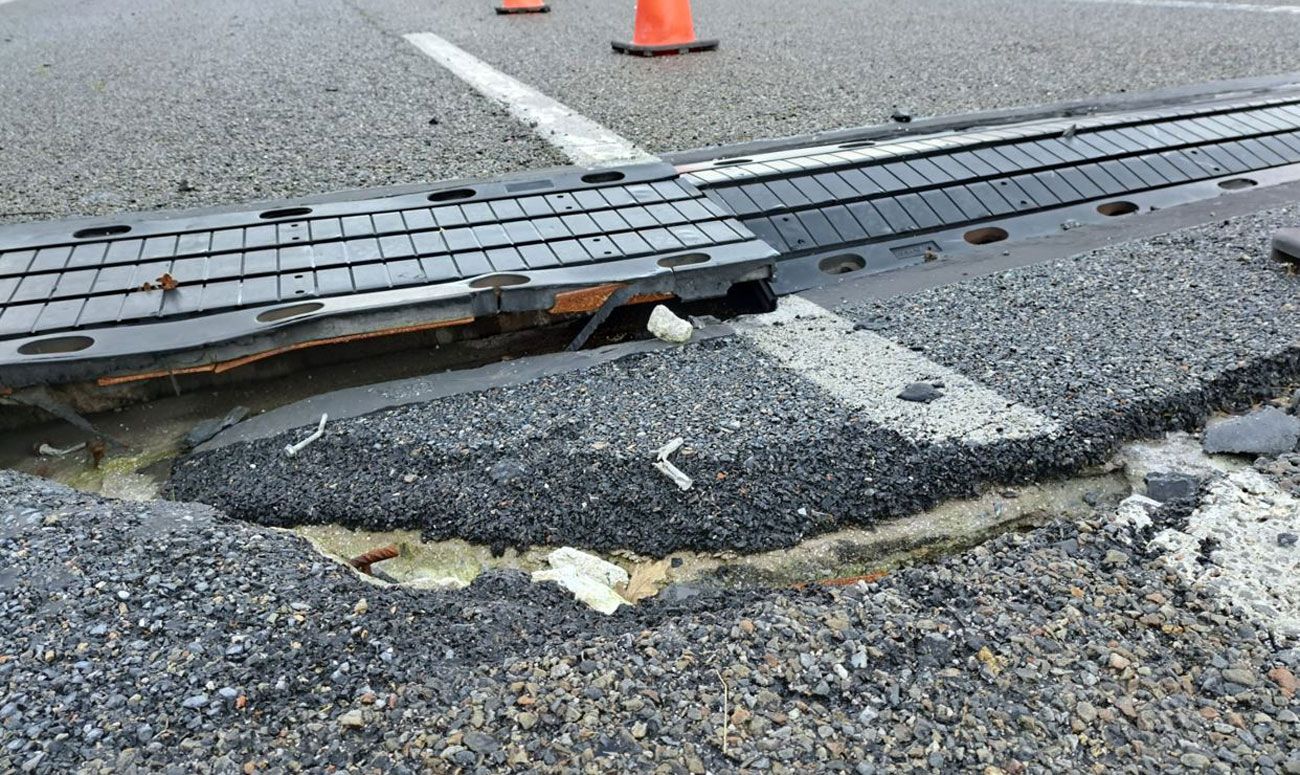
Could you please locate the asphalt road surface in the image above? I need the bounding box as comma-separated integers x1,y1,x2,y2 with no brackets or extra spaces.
4,0,1300,222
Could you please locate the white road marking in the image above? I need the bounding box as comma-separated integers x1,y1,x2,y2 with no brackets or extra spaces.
404,32,656,168
1061,0,1300,14
736,296,1059,445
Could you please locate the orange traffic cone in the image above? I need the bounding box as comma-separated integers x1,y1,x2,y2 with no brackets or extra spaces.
612,0,718,56
496,0,548,14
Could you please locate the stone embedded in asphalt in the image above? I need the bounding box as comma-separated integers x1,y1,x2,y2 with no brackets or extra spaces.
1291,388,1300,415
897,382,943,403
488,459,528,485
1144,471,1201,503
1202,407,1300,457
1280,532,1298,548
339,709,365,728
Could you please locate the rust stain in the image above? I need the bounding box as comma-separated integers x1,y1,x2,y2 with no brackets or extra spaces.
350,544,400,576
95,316,474,386
548,284,624,315
211,317,473,373
549,286,674,315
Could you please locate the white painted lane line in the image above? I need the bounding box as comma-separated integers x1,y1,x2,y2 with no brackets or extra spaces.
1060,0,1300,14
737,296,1059,445
404,32,656,168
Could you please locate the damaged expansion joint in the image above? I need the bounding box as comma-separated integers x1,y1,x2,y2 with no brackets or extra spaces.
653,436,694,491
284,413,328,457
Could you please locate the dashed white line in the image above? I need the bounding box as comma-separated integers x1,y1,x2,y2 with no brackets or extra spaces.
737,296,1059,445
1061,0,1300,13
404,31,656,168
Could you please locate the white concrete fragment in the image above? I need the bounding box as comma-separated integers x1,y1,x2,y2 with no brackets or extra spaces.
736,297,1058,445
531,547,629,615
1114,493,1162,533
1148,469,1300,637
543,547,630,587
647,305,693,344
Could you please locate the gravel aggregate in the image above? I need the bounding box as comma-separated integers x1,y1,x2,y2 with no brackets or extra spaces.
6,469,1300,772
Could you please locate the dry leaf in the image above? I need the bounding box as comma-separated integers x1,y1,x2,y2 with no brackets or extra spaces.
616,559,670,604
157,273,179,291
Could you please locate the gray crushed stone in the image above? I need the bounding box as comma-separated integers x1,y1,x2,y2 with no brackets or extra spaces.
4,470,1300,772
1259,454,1300,498
173,208,1300,556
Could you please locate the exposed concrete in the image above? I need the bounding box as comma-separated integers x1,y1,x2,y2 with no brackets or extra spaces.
1149,469,1300,637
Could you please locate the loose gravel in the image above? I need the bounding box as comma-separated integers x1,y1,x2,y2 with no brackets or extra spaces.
5,468,1300,772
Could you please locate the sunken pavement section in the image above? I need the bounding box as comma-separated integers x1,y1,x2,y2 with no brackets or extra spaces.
171,205,1300,557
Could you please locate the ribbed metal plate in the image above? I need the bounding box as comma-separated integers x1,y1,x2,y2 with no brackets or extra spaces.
682,96,1300,289
0,163,776,386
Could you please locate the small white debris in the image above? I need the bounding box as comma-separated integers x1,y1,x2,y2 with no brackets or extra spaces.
654,459,694,491
647,305,693,344
655,436,685,460
285,414,328,457
652,436,694,491
36,442,86,457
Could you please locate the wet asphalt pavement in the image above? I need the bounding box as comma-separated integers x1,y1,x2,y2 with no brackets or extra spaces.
4,0,1300,222
5,0,1300,771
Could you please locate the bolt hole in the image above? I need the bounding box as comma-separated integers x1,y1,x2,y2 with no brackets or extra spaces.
581,171,625,184
1218,177,1257,191
658,252,710,268
1097,200,1139,217
73,224,130,239
18,335,95,355
818,254,866,275
713,158,752,167
964,226,1009,245
839,140,876,150
428,188,475,203
469,273,530,289
256,302,325,323
259,206,312,220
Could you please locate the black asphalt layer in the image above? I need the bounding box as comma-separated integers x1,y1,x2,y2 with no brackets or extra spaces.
171,204,1300,556
5,0,1300,223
